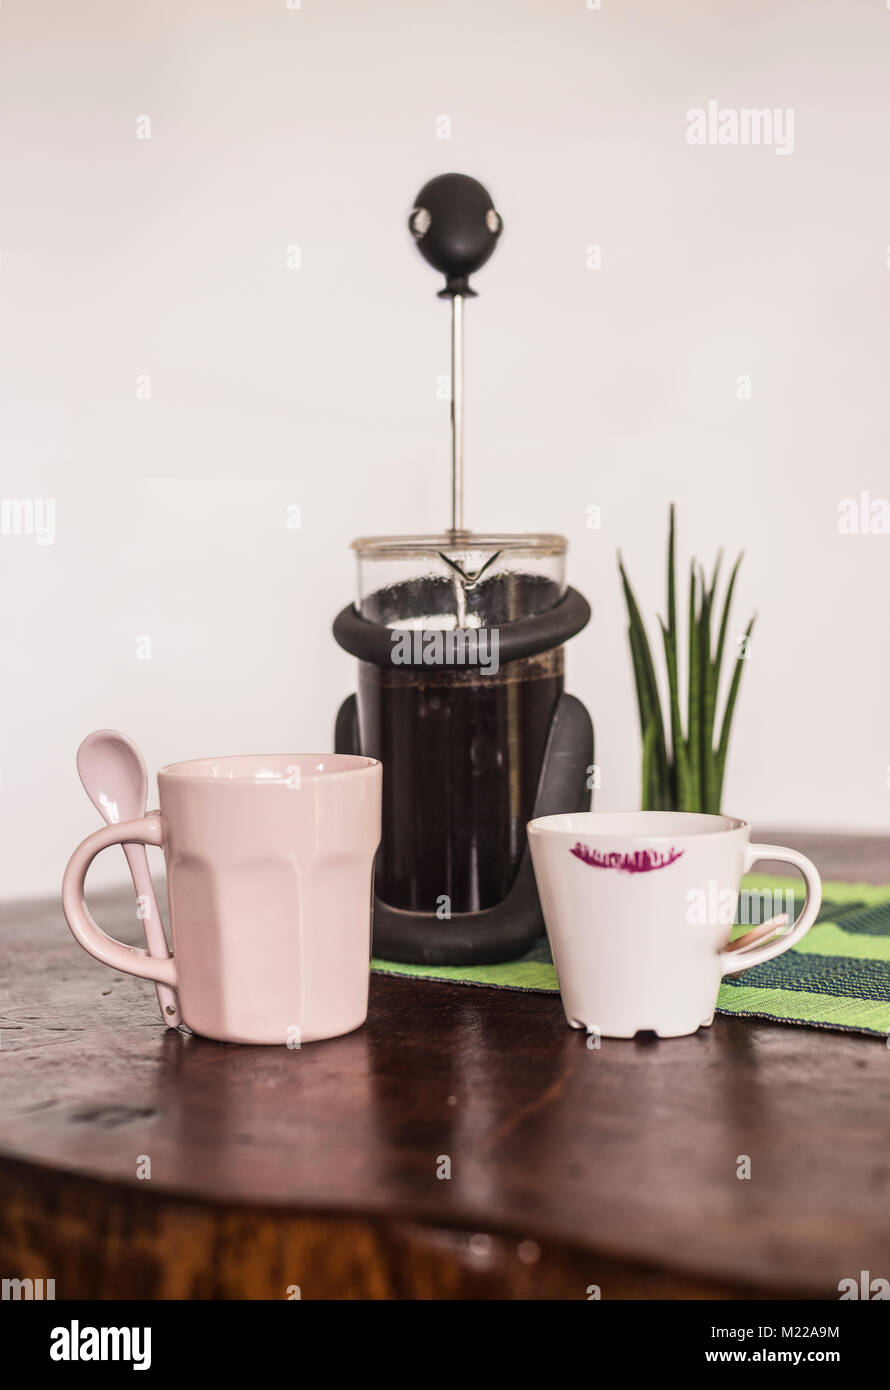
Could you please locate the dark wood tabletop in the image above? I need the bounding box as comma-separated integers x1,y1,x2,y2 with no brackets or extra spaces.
1,830,888,1300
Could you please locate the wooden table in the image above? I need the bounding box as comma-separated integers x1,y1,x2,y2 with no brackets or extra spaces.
1,831,888,1300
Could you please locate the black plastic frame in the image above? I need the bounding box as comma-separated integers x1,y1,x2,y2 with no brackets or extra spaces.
333,586,591,669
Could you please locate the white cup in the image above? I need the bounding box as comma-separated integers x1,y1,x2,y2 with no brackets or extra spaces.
527,811,822,1039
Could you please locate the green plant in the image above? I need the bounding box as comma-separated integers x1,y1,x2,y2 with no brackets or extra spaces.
618,505,755,814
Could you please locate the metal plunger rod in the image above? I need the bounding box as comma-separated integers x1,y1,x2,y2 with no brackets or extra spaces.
450,293,464,535
407,172,502,534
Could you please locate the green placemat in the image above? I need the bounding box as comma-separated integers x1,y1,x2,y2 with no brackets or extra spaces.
372,876,890,1037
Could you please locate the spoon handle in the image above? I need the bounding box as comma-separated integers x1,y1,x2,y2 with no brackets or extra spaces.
122,842,181,1027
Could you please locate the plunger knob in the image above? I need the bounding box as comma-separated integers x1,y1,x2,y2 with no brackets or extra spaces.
408,173,503,297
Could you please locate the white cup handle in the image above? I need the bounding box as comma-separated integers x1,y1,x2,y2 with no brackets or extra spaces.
719,842,822,975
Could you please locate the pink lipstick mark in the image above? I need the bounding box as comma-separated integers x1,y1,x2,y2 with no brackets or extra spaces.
569,844,685,874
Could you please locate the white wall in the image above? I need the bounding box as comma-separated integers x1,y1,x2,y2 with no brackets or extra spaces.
2,0,888,898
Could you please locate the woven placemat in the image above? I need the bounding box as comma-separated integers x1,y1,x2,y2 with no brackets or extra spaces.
372,875,890,1037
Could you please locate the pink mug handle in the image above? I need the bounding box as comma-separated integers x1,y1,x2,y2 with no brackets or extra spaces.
61,814,177,988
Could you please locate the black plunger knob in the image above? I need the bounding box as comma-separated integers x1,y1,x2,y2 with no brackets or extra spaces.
408,173,502,298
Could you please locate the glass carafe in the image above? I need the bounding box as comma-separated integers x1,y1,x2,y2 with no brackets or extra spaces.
352,533,567,915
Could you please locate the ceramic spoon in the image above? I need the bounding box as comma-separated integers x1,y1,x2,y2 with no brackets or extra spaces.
77,729,180,1028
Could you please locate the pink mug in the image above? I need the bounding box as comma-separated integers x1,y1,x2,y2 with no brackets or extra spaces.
61,753,382,1044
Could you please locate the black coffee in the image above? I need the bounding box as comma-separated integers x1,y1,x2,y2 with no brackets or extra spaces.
357,647,563,914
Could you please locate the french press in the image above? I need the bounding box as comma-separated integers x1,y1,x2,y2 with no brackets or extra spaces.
333,173,593,965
